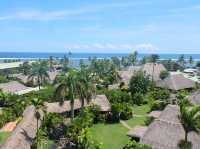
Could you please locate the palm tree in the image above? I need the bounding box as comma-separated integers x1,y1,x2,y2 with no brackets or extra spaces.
149,54,160,82
55,70,78,120
179,101,200,148
20,61,30,75
76,69,95,116
31,98,45,148
49,56,54,71
28,62,50,89
189,56,193,68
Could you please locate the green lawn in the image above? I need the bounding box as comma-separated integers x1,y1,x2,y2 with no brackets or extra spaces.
132,104,150,115
89,104,150,149
0,132,11,145
126,116,147,127
89,123,129,149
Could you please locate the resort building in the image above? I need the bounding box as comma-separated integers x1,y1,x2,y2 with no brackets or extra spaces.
141,63,166,82
156,74,196,91
127,104,200,149
45,95,111,113
0,81,39,95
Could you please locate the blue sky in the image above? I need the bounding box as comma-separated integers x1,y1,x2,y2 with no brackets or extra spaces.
0,0,200,53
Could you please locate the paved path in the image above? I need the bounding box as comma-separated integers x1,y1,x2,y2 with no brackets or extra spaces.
120,120,132,130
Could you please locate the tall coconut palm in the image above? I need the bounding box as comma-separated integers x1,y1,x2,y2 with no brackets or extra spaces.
31,98,45,148
55,70,78,120
49,56,54,71
76,69,95,116
179,101,200,147
149,54,159,82
28,62,50,89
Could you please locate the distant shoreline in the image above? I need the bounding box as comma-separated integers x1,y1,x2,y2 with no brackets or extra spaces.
0,52,200,61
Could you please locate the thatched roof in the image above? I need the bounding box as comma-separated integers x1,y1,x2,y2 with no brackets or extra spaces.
0,81,39,95
45,95,110,113
0,106,44,149
156,74,195,91
91,95,111,111
117,66,140,84
141,63,166,82
148,111,161,119
138,105,200,149
127,126,148,138
188,91,200,105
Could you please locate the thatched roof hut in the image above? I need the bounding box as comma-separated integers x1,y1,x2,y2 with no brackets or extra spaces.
128,105,200,149
118,70,134,84
45,95,110,113
127,126,148,139
187,91,200,105
0,106,44,149
141,63,166,82
156,74,195,91
0,81,39,95
91,95,111,112
148,111,161,119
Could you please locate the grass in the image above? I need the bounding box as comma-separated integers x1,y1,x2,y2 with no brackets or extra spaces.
126,116,147,127
89,123,129,149
0,132,11,145
38,140,54,149
132,104,150,115
89,104,150,149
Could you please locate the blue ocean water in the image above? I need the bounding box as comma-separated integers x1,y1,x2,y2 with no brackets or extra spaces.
0,52,200,60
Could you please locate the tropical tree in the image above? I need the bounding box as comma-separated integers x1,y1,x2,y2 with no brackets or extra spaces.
28,62,50,89
189,56,193,68
178,54,185,69
31,98,45,148
160,70,169,80
128,51,138,66
19,61,31,75
55,70,78,120
129,71,151,95
149,54,160,81
179,101,200,148
76,69,94,116
49,56,54,70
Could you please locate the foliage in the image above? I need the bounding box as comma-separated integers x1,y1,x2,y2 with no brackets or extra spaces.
42,113,66,140
86,105,103,124
28,61,50,89
105,90,132,104
123,140,152,149
159,70,169,80
179,101,200,143
0,108,17,128
145,117,154,125
129,71,151,95
77,128,102,149
161,59,183,71
109,103,132,122
0,75,9,83
132,93,144,105
148,88,170,101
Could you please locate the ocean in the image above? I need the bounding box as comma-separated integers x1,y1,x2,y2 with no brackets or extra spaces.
0,52,200,61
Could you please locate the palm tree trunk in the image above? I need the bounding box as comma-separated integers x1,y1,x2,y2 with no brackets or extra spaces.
152,63,155,82
185,131,188,144
81,98,85,117
36,119,39,148
70,101,74,121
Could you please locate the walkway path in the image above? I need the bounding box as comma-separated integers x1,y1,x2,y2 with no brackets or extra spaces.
120,120,132,130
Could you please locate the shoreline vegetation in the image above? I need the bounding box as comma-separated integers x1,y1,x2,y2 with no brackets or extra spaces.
0,52,200,149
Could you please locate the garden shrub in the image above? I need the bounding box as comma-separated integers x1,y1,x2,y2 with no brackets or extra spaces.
123,140,152,149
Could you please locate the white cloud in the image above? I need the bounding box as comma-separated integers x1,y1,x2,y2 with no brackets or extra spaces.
64,43,159,53
0,1,150,21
